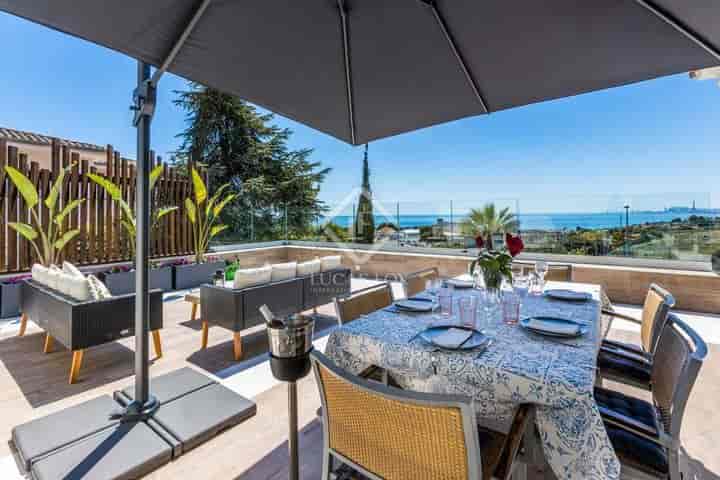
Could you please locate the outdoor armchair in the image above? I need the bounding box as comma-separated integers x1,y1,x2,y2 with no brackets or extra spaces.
402,267,440,298
311,350,533,480
595,315,707,480
597,283,675,389
20,280,163,384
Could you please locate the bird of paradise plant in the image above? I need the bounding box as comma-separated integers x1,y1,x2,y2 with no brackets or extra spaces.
4,164,83,266
185,167,236,264
87,165,178,255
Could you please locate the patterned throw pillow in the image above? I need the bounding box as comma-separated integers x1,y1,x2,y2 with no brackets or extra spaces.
87,275,112,300
62,261,84,279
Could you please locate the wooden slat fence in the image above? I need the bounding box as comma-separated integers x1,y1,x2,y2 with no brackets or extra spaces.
0,139,195,274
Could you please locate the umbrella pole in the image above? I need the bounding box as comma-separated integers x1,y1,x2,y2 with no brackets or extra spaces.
114,60,158,420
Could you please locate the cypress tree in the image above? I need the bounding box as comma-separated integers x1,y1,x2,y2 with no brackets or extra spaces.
354,144,375,243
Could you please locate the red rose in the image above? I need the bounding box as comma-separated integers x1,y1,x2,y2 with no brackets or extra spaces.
475,235,484,249
505,233,524,257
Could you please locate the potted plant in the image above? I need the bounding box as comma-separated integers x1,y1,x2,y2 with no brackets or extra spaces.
0,274,31,318
174,167,235,289
88,165,178,293
100,262,173,295
4,163,83,266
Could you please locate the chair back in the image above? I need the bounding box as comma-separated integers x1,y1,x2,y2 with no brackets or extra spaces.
403,267,439,298
640,283,675,354
334,283,393,325
651,315,707,440
311,350,482,480
512,262,572,282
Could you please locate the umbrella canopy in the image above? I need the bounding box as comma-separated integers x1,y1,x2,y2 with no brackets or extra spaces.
1,0,719,145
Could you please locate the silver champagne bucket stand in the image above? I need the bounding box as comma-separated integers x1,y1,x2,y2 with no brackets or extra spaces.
266,314,315,480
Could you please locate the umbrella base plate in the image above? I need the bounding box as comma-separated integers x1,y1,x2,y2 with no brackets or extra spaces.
10,368,256,480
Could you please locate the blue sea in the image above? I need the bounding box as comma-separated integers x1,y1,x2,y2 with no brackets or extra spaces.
324,210,720,231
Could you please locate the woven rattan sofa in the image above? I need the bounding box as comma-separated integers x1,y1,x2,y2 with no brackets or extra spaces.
19,280,164,383
200,267,351,360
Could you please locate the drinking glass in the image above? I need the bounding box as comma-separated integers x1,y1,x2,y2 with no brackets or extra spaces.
458,296,477,328
438,287,454,320
502,292,521,325
513,275,529,301
535,261,548,289
426,278,443,295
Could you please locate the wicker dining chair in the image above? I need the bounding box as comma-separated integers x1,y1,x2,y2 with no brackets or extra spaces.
595,315,707,480
597,283,675,390
334,283,394,326
311,350,532,480
402,267,440,298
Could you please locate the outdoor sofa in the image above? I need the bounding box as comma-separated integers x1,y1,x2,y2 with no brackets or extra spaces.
20,280,164,383
200,265,351,360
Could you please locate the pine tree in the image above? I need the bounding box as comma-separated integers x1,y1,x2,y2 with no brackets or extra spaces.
173,84,330,240
354,144,375,243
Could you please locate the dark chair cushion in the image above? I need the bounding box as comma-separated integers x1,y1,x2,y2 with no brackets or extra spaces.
595,387,668,475
597,350,651,385
595,387,657,432
605,426,668,475
601,339,644,355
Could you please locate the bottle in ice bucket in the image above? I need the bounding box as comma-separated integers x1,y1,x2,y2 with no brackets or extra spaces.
214,269,224,286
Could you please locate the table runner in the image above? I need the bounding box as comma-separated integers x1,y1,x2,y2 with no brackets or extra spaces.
325,282,620,480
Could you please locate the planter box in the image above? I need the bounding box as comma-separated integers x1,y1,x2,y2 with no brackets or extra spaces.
103,267,173,295
173,261,226,290
0,282,23,318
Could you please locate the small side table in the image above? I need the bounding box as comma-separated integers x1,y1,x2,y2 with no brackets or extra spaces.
184,292,209,349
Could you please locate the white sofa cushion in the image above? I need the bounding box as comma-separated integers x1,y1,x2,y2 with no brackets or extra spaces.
320,255,342,272
31,264,50,286
87,275,112,300
297,258,321,276
233,265,272,289
46,265,63,291
271,261,297,282
62,272,92,301
62,261,84,278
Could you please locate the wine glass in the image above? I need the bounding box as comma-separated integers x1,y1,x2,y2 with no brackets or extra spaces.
534,261,548,293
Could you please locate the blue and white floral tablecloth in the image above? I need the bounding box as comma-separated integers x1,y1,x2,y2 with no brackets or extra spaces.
324,282,620,480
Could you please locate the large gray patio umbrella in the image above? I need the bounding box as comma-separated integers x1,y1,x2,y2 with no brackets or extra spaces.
2,0,720,415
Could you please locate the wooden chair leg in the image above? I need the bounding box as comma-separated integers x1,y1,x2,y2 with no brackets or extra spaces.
190,303,198,322
201,321,209,349
69,350,84,384
43,334,54,354
18,313,28,337
233,332,242,361
152,330,163,359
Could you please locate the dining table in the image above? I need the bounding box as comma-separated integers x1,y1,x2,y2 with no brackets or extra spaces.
324,280,620,480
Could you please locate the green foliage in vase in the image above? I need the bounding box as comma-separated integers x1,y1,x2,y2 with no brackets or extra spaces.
4,163,83,266
88,164,178,255
468,250,513,290
184,167,236,264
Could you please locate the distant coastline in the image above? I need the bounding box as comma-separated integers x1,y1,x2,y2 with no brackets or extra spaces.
325,210,720,231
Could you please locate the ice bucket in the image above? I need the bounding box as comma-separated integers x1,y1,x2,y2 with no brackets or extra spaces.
264,312,315,382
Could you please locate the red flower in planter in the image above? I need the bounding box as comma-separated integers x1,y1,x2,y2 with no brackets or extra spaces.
505,233,524,257
475,235,485,249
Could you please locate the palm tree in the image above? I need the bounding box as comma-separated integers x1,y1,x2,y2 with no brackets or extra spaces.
461,203,518,249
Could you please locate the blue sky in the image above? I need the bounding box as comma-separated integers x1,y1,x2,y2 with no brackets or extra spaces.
1,11,719,214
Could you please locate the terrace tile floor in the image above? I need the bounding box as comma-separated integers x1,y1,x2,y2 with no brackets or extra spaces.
0,279,717,479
